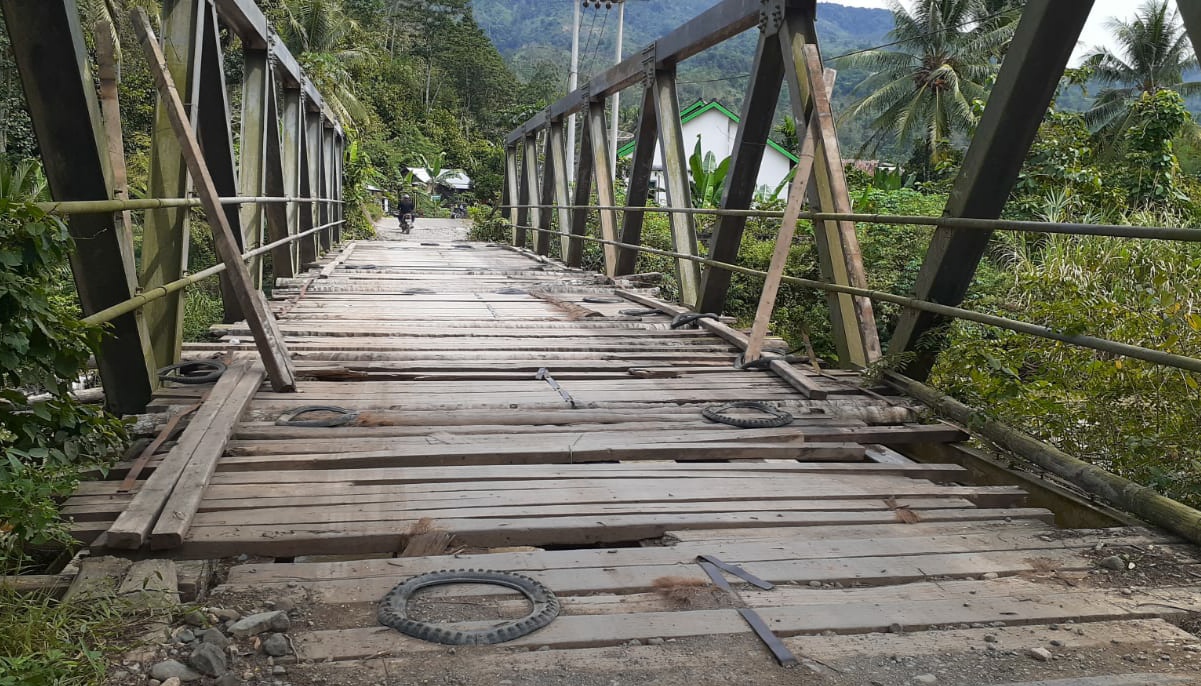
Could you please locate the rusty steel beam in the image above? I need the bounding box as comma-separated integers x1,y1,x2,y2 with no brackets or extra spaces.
889,0,1094,379
567,119,595,268
262,72,294,278
588,100,621,276
281,87,305,272
536,130,555,256
516,136,534,248
239,47,270,286
616,85,658,277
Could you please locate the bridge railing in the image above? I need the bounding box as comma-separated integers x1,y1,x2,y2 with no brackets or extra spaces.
1,0,348,412
501,0,1201,378
500,0,1201,543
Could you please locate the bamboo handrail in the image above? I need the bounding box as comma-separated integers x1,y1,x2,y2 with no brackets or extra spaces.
81,220,345,326
500,203,1201,243
513,222,1201,375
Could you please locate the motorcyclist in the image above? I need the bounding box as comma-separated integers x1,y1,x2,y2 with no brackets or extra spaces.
397,193,416,233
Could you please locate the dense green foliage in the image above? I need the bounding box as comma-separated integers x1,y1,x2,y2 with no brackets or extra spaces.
0,161,127,564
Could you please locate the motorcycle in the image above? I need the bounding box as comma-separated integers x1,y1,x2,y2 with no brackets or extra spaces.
399,212,415,234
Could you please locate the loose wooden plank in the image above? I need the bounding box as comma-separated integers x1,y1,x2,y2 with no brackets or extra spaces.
176,508,1055,558
105,362,256,549
148,365,266,550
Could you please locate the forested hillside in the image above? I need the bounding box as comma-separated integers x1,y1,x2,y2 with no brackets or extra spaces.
473,0,895,156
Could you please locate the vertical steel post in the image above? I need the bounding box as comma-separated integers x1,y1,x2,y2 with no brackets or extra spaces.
281,87,305,273
141,0,204,370
516,136,534,248
523,133,543,253
547,119,574,259
616,84,658,277
587,100,620,276
503,145,520,242
301,107,322,264
567,118,595,268
239,47,270,287
537,129,556,256
650,63,702,307
262,71,294,279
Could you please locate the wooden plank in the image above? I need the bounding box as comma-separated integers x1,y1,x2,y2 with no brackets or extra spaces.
148,364,265,549
105,361,255,549
176,508,1055,558
319,241,356,278
292,586,1200,658
133,10,296,391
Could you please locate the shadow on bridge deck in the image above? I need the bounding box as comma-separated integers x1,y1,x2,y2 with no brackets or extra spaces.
63,224,1201,684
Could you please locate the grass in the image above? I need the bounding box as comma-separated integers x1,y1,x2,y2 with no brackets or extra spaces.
0,583,134,686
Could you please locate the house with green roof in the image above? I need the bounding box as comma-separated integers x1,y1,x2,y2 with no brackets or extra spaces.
618,100,798,201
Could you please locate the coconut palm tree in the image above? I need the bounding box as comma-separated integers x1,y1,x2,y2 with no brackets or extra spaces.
838,0,1018,164
1081,0,1201,144
279,0,372,128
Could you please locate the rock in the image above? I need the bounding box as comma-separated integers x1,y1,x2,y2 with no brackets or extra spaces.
888,623,904,634
263,633,291,657
1050,639,1065,647
1029,647,1053,662
274,598,297,612
647,638,665,646
1099,555,1126,571
272,665,287,675
189,642,229,677
627,639,641,646
161,679,182,686
229,611,291,638
183,610,208,627
199,628,231,649
984,634,998,643
149,680,162,686
213,608,241,622
981,572,999,580
914,675,938,684
214,675,242,686
150,660,202,682
808,580,822,588
173,628,196,643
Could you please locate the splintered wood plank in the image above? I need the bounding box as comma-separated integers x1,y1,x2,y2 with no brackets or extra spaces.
105,362,257,549
177,508,1056,558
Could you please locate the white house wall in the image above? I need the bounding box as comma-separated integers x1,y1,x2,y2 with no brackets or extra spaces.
638,108,794,197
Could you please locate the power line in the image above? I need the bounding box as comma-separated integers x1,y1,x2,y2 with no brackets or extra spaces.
585,6,612,79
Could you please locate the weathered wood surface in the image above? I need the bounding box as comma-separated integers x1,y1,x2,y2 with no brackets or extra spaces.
63,225,1201,682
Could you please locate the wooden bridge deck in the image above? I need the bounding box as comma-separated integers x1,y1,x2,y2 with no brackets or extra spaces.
65,220,1201,684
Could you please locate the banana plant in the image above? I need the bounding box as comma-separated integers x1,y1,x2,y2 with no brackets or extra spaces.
688,136,730,208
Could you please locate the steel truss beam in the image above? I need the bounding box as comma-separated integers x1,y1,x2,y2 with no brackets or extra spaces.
0,0,155,413
889,0,1094,379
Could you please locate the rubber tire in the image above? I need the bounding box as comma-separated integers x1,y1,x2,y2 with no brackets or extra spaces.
275,405,360,428
582,296,623,304
157,360,226,385
379,569,560,645
670,312,719,329
702,401,794,429
619,308,661,316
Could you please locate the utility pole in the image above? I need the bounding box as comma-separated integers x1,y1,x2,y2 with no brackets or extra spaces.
610,0,625,179
567,0,582,188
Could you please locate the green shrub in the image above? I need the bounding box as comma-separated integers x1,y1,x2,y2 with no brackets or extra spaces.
0,160,127,564
467,205,511,243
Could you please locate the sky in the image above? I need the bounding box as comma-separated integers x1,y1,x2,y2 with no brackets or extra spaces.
823,0,1139,65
